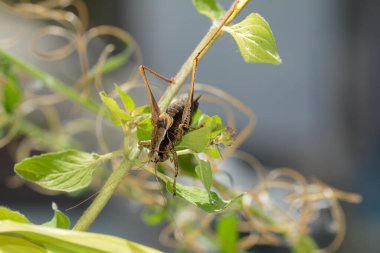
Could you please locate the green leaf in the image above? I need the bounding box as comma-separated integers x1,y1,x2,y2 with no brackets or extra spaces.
15,150,101,192
0,220,163,253
132,105,150,117
137,117,153,142
191,109,202,127
195,159,212,193
1,61,22,114
207,115,223,131
0,207,30,224
178,154,198,177
197,114,210,127
114,84,135,113
216,213,239,253
204,147,221,158
0,235,47,253
292,235,318,253
226,13,282,64
43,202,70,229
218,127,235,146
100,91,131,125
192,0,225,21
176,127,211,152
166,179,243,212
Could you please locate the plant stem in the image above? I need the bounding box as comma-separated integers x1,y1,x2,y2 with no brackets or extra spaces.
98,149,125,161
73,158,130,231
72,0,250,231
0,49,100,113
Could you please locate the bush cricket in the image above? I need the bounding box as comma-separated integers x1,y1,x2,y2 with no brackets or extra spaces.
138,2,238,195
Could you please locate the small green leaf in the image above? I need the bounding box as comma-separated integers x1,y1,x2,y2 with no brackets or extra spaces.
197,114,211,127
204,147,221,158
43,202,70,229
100,91,131,125
0,207,30,224
0,220,163,253
191,109,202,127
132,105,150,117
226,13,281,64
216,213,239,253
218,127,235,146
195,159,212,193
15,150,101,192
292,235,318,253
1,61,22,114
192,0,225,21
176,127,211,152
178,154,198,177
114,84,135,113
207,115,223,131
166,179,243,212
137,118,153,141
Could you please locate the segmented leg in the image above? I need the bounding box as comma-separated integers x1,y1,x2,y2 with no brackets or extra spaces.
179,0,237,128
139,65,174,85
169,144,179,196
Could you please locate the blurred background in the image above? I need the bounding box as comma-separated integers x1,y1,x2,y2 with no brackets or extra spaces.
1,0,379,252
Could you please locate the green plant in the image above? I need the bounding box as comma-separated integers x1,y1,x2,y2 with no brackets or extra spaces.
0,0,360,252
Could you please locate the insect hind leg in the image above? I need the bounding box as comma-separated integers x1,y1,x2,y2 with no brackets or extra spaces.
139,65,175,85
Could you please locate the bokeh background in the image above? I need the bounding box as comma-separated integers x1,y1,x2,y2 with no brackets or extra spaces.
1,0,379,252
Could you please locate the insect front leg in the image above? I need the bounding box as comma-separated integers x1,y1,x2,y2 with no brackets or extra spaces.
169,144,179,196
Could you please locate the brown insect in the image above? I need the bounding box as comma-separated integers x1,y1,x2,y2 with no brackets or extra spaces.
138,2,238,195
138,65,200,196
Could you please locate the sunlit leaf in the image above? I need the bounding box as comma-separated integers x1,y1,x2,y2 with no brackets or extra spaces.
0,235,46,253
100,91,131,125
0,220,163,253
197,114,210,127
15,150,101,192
0,207,30,224
176,127,211,152
43,202,70,229
207,115,223,131
114,84,135,113
137,117,153,142
191,109,202,127
166,179,243,212
226,13,281,64
204,147,221,158
195,159,212,193
132,105,150,117
216,213,239,253
192,0,225,21
218,127,235,146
